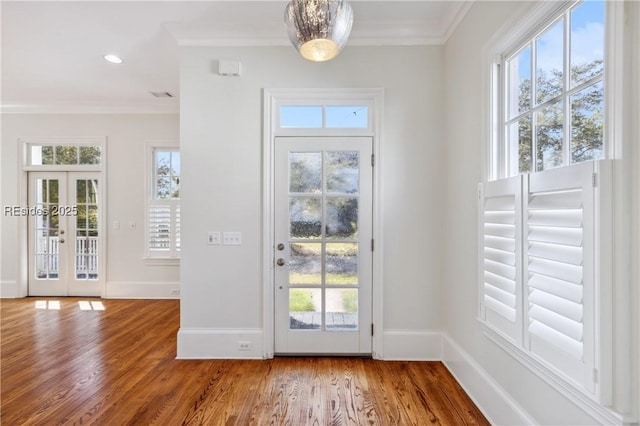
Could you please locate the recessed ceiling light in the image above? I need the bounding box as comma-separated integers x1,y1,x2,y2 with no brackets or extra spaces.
103,54,123,64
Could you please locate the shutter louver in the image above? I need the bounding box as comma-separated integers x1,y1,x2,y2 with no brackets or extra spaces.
175,205,181,252
525,162,596,390
148,204,172,252
479,176,522,342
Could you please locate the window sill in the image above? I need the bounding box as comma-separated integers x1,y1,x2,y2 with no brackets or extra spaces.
144,257,180,266
478,319,623,425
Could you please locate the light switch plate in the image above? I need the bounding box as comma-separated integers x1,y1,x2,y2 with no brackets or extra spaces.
207,231,221,245
223,232,242,245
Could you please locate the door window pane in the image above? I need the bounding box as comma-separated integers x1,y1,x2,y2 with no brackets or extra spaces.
289,288,321,329
289,197,322,239
536,19,564,104
326,197,358,239
325,289,358,329
326,243,358,285
571,82,603,163
325,106,368,128
34,179,60,280
280,106,323,128
289,152,322,193
289,243,321,284
76,179,99,280
326,151,359,194
79,146,102,165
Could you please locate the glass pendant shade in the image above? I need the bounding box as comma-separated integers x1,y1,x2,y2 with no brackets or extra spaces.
284,0,354,62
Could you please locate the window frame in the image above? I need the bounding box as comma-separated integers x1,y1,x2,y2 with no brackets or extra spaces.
145,142,180,264
480,1,626,422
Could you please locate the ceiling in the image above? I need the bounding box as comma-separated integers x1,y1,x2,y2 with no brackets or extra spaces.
1,1,472,113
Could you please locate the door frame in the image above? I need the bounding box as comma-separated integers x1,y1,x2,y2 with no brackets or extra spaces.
17,137,107,298
262,89,385,359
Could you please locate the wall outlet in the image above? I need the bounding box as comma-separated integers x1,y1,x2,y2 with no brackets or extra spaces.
223,232,242,245
171,289,180,296
237,341,251,351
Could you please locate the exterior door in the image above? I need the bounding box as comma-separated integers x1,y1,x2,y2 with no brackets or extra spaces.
28,172,101,296
274,137,373,354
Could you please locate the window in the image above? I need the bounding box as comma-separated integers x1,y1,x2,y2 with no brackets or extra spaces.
502,1,605,177
279,104,369,129
147,147,180,260
481,0,618,412
28,143,102,166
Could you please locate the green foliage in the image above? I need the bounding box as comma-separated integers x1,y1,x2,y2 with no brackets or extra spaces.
289,289,316,312
341,290,357,313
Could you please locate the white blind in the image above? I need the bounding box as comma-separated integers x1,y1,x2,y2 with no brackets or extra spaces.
479,175,522,343
479,160,612,400
148,200,180,258
524,162,597,392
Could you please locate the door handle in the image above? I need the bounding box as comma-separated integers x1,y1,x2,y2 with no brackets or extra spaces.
277,243,285,251
276,258,286,266
60,230,65,235
59,238,65,244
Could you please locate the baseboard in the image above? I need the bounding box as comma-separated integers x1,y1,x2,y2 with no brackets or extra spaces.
382,330,443,360
105,281,180,299
177,328,264,359
0,281,23,298
441,334,536,425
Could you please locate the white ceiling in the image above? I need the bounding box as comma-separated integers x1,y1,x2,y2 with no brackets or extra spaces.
1,1,472,113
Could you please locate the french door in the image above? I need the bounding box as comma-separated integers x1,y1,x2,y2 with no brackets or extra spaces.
274,137,373,354
28,172,102,296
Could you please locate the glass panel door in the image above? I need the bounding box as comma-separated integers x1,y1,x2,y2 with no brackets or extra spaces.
274,137,373,354
28,172,101,296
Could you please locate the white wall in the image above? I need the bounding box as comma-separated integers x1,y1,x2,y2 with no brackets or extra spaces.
1,113,180,298
177,45,444,358
442,1,639,425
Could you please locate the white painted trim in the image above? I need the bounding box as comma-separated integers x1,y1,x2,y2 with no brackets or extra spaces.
262,88,385,359
381,330,442,361
0,281,21,298
441,1,474,44
442,334,536,426
481,326,624,425
104,281,181,299
177,328,264,359
1,104,178,115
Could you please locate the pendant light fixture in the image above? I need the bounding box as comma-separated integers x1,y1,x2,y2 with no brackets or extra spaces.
284,0,354,62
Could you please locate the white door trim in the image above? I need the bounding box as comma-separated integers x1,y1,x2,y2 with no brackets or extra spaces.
262,88,385,359
17,137,107,298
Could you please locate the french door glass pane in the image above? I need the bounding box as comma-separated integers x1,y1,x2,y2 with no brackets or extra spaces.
35,179,60,280
76,179,99,280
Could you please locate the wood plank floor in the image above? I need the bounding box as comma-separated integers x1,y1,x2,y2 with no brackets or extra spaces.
1,298,488,425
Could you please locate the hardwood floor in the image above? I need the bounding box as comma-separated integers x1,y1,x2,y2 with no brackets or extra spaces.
1,298,488,425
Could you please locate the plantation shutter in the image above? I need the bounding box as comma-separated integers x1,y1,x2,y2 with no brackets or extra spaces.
524,161,609,394
147,200,180,258
478,175,523,343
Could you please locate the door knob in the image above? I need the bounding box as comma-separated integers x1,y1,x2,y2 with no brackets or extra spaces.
277,243,285,251
60,230,65,235
59,239,65,244
276,258,286,266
